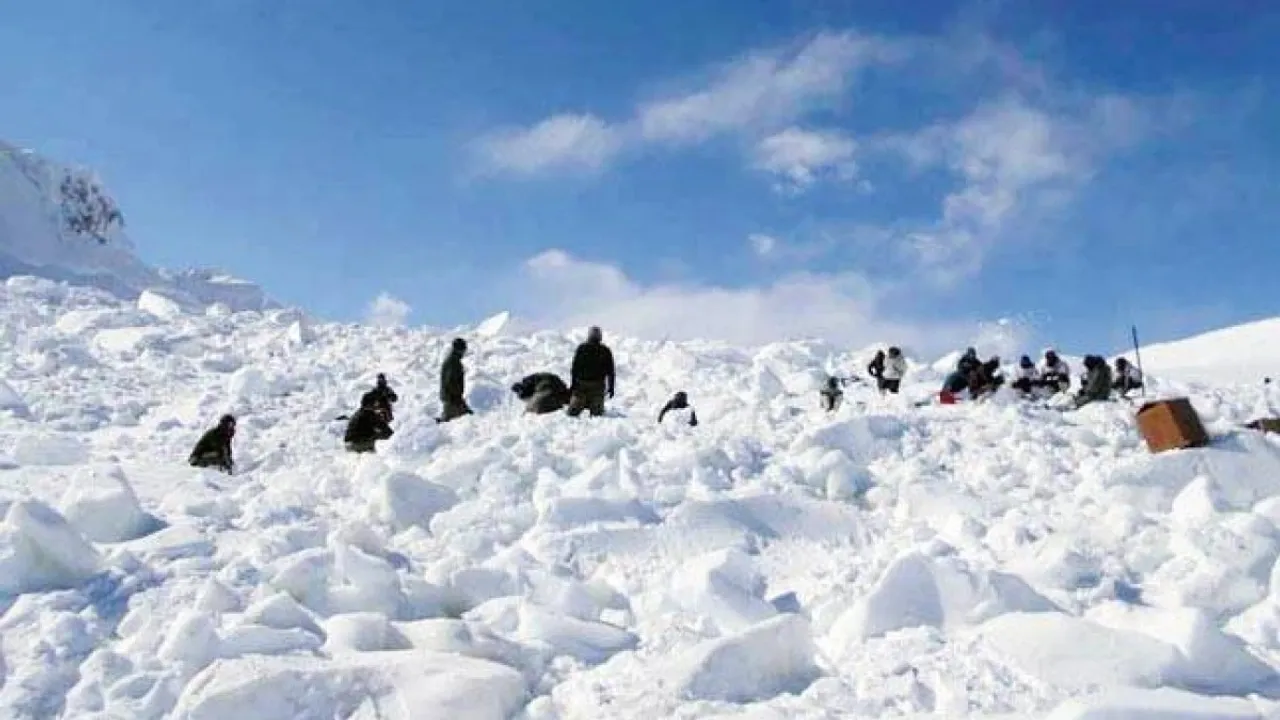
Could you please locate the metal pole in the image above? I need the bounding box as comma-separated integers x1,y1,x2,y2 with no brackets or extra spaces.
1131,325,1146,398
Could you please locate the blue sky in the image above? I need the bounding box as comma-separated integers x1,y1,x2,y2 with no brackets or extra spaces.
2,1,1278,353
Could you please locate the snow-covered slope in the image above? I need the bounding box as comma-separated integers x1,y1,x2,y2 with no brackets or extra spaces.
3,276,1280,719
1135,316,1280,386
0,141,275,311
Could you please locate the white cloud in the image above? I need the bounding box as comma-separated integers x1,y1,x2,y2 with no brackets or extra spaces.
473,113,623,175
507,248,979,352
366,292,411,327
470,31,899,177
637,32,892,145
753,127,857,191
883,94,1140,282
748,233,779,257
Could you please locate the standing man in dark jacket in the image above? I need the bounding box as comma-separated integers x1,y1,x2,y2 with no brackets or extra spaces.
567,326,615,417
437,338,473,423
345,393,394,452
189,414,236,473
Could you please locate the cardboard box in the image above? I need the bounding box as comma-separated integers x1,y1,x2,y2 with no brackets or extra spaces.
1136,398,1209,453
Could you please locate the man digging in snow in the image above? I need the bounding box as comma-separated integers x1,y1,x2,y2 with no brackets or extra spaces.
658,391,698,427
567,326,615,418
364,372,398,422
189,414,236,473
345,392,394,452
511,372,571,414
1074,355,1113,409
1039,349,1071,394
1112,357,1143,395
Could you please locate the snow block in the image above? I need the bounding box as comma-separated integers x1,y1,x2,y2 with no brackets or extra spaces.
474,310,510,337
11,433,89,465
170,650,528,720
536,496,660,530
323,612,400,653
1086,602,1278,695
369,471,459,533
240,591,325,638
59,464,153,543
226,367,269,401
1046,687,1268,720
220,625,322,658
976,612,1183,691
137,289,184,320
828,550,1058,644
119,523,212,561
393,618,525,668
515,603,638,664
285,319,314,345
670,614,820,703
268,544,404,617
667,548,778,635
0,377,29,417
0,499,102,594
158,609,221,670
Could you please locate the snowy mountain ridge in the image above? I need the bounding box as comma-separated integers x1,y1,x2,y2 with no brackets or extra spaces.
2,274,1280,719
0,140,276,312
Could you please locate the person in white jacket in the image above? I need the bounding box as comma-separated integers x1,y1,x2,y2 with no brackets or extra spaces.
880,347,907,394
1039,349,1071,393
1011,355,1039,394
1112,357,1143,394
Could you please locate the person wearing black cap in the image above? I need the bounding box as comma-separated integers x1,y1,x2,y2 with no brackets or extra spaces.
1039,349,1071,393
511,372,571,414
1074,355,1113,408
658,391,698,427
820,376,844,411
1011,355,1039,394
881,347,907,394
189,414,236,473
437,338,473,423
345,391,394,452
1112,357,1143,395
567,326,615,417
364,372,399,422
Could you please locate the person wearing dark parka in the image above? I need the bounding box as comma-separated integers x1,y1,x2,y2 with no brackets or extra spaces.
1074,355,1113,409
190,414,236,473
438,338,473,423
345,392,394,452
567,326,615,417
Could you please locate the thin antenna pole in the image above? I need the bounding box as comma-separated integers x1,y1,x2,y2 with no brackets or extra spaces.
1131,325,1146,398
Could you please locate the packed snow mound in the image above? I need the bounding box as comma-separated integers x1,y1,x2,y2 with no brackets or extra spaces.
3,281,1280,718
171,650,527,719
1135,316,1280,385
0,140,275,310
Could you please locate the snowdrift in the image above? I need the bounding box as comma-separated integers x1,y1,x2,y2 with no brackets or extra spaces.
1,275,1280,718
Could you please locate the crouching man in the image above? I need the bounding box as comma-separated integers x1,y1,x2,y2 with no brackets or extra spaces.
345,394,393,453
512,372,570,414
190,414,236,473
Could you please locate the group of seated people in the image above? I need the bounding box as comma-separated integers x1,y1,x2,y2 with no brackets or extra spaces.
944,348,1144,408
818,347,1146,412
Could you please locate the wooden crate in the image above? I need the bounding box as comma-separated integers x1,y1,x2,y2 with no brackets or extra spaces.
1136,398,1209,453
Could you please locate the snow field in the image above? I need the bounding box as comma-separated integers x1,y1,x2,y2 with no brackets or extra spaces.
1,275,1280,718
